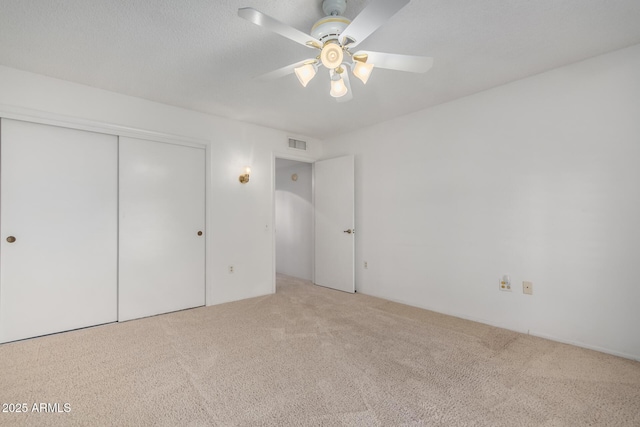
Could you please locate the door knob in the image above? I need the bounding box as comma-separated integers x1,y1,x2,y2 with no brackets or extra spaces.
343,229,353,234
6,236,16,243
197,231,203,236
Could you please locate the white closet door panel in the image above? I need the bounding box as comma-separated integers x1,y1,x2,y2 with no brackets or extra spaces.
314,155,355,293
119,137,205,321
0,119,118,343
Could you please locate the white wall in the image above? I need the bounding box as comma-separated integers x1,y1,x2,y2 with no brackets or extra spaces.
0,65,322,306
275,160,313,280
322,44,640,360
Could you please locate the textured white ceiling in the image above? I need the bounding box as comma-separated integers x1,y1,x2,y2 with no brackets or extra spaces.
1,1,640,139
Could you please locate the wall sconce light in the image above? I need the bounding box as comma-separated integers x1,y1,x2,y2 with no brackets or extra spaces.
239,167,251,184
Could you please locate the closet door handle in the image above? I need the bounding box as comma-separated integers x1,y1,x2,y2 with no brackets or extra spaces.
343,229,353,234
197,231,203,236
6,236,16,243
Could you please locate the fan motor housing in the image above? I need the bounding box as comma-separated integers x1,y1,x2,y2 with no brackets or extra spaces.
311,15,351,43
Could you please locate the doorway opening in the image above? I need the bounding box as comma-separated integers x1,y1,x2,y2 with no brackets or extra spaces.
275,158,314,288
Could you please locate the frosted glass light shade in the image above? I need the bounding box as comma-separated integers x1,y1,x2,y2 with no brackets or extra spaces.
352,61,374,84
294,63,317,87
320,43,344,69
330,77,348,98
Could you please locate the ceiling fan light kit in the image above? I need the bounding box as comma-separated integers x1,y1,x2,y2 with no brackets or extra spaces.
294,62,318,87
352,60,374,84
330,70,348,98
320,42,344,69
238,0,433,102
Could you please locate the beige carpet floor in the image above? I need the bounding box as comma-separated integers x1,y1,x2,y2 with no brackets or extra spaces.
1,274,639,426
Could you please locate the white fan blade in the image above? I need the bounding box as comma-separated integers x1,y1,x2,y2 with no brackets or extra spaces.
355,51,434,73
255,59,312,81
337,69,353,103
341,0,410,48
238,8,321,49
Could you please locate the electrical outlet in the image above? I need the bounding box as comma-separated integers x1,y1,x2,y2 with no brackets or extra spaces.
364,261,368,269
523,281,533,295
229,265,234,274
499,275,511,291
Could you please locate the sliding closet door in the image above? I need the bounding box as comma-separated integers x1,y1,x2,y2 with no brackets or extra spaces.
0,119,118,343
119,137,205,321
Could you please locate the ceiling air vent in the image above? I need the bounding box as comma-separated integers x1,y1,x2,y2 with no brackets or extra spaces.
288,138,307,150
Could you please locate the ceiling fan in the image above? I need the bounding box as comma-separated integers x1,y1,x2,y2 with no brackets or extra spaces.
238,0,433,102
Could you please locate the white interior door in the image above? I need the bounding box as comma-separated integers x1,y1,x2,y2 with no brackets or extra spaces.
0,119,118,343
118,137,205,321
314,155,355,293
